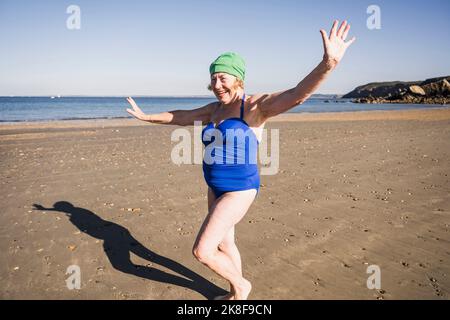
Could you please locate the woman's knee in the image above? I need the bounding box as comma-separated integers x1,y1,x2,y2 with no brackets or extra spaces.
192,243,216,263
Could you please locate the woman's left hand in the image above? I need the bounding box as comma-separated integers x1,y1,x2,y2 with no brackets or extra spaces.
320,20,356,69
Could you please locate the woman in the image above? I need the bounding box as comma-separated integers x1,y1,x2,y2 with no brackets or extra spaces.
126,20,355,300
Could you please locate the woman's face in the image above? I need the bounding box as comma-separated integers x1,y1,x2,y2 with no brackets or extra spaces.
210,72,239,104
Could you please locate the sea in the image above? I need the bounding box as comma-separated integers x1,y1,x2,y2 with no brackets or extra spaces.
0,96,448,123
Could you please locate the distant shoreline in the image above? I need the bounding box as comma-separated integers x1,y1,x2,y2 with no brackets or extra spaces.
0,95,218,99
1,107,449,130
1,105,449,126
0,94,341,99
1,96,449,124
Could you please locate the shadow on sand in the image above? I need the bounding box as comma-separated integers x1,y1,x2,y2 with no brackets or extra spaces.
33,201,227,299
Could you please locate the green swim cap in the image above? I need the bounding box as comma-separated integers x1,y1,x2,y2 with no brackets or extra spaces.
209,52,246,81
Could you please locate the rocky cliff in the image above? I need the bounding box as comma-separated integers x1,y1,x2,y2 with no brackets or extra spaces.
343,76,450,104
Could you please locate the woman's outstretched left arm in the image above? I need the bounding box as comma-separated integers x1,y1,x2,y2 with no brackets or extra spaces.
259,20,356,119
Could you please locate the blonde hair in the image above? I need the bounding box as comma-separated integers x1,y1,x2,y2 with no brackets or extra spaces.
207,78,244,91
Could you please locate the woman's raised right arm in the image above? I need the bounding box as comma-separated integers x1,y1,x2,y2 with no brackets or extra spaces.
126,97,215,126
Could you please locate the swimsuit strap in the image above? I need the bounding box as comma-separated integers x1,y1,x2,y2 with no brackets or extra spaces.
240,93,246,120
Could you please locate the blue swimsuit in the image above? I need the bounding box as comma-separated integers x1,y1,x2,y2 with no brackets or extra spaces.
201,94,260,198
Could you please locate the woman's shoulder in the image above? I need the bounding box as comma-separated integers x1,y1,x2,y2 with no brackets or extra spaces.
245,93,270,126
247,93,271,106
200,101,219,114
246,93,271,114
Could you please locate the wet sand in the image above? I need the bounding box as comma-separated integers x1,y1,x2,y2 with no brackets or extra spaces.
1,108,449,299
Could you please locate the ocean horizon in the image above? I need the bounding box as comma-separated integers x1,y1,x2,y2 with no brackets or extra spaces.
0,95,448,123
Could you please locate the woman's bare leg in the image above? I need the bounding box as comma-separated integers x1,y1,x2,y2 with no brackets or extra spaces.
207,189,242,299
219,226,242,292
193,189,256,300
208,188,242,277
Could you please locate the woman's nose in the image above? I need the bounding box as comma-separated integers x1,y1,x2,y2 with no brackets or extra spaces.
213,80,222,90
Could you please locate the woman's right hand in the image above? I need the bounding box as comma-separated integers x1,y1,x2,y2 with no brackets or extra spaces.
126,97,148,121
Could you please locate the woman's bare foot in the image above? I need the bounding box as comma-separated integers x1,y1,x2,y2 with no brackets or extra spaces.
233,278,252,300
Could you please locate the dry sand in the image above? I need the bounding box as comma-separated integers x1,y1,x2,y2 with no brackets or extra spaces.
1,108,449,300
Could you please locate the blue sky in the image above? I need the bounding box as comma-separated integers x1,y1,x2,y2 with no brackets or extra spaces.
1,0,449,96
